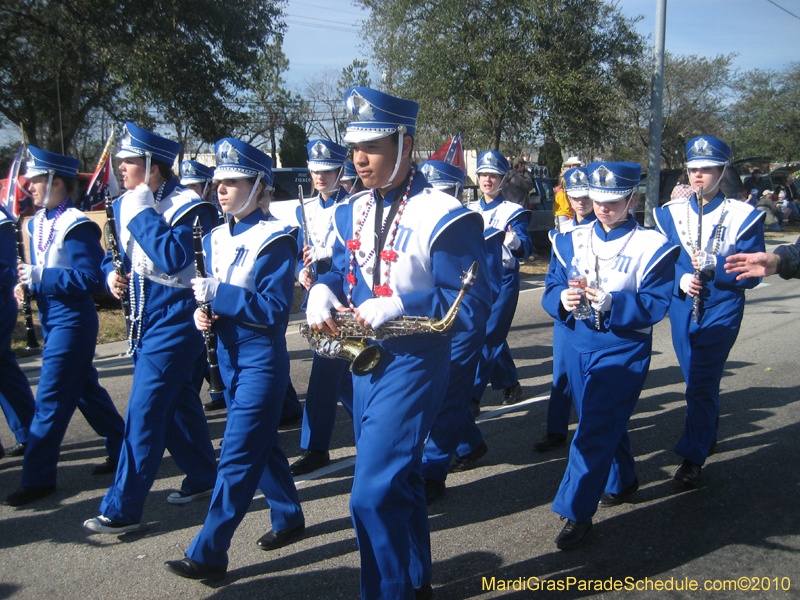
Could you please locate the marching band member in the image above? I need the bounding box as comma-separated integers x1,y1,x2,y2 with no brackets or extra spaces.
418,160,501,503
466,151,532,415
306,87,492,600
291,139,354,476
654,136,765,486
180,158,228,412
6,148,125,506
534,167,596,452
340,160,359,194
543,162,678,550
0,203,35,460
84,123,218,534
165,139,304,579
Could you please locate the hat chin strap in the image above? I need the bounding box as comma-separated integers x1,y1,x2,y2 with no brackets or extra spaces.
202,181,209,198
229,173,263,217
690,164,727,200
144,152,152,187
381,129,406,189
43,170,55,208
319,165,345,195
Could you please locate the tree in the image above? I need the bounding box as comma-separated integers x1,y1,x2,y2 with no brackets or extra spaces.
279,122,309,168
728,63,800,162
303,60,372,145
232,41,305,162
0,0,284,157
621,53,736,168
356,0,645,153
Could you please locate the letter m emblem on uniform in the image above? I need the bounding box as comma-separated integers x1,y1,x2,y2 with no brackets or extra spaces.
394,225,413,253
231,245,249,268
613,254,633,274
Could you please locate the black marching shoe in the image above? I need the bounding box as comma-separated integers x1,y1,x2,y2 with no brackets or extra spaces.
599,477,639,507
470,398,481,418
91,457,118,475
290,450,330,476
5,485,56,507
533,433,567,452
450,442,488,473
203,397,226,412
424,479,446,505
555,519,593,550
256,523,305,551
5,442,26,457
502,382,523,405
415,583,433,600
0,443,4,460
674,459,702,487
164,557,226,580
279,412,303,428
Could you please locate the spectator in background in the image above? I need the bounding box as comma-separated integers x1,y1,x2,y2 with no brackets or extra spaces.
747,189,760,207
756,189,784,232
670,171,692,201
553,156,582,229
501,157,534,206
743,168,770,196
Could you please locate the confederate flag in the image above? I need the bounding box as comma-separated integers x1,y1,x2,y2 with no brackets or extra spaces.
429,134,465,172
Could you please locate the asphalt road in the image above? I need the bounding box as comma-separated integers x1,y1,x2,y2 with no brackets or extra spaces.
2,236,800,600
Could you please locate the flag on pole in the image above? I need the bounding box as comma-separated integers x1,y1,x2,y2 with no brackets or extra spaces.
1,143,33,217
429,134,465,171
82,128,119,211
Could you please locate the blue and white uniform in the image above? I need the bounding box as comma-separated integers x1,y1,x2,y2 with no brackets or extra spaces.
544,166,595,440
654,176,764,465
186,208,304,567
466,163,532,402
0,206,35,448
21,197,125,488
295,183,354,454
308,87,492,599
543,216,678,523
96,123,218,526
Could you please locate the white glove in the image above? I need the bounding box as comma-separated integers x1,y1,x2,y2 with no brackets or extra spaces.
120,183,155,224
308,245,333,262
19,264,42,285
357,296,404,329
696,251,717,273
192,277,220,303
504,229,521,250
298,268,314,289
679,273,694,295
306,284,343,326
591,289,613,312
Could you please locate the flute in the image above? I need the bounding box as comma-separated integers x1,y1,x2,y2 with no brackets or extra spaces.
15,216,39,350
298,185,317,282
193,217,225,394
693,186,704,323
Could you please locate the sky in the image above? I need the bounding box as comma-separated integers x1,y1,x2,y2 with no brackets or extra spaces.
280,0,800,92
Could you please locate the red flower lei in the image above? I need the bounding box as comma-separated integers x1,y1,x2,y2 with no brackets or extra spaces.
346,169,416,307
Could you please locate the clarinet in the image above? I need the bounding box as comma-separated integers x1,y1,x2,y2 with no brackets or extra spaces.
692,186,704,323
193,217,225,394
15,216,40,350
104,195,132,334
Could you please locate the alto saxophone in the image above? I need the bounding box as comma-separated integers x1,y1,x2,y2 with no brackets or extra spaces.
300,261,479,375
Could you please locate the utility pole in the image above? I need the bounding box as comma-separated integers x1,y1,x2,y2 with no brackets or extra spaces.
644,0,667,228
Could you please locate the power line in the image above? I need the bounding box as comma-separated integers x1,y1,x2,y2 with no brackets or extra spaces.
764,0,800,21
285,18,358,34
284,11,360,27
289,0,364,18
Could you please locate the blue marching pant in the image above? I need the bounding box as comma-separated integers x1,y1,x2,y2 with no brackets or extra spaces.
551,338,651,524
670,296,744,465
299,354,354,451
472,269,520,401
0,307,35,445
423,329,483,482
187,335,304,567
21,311,124,488
489,341,519,390
282,379,303,421
350,340,450,600
545,322,572,437
100,303,218,525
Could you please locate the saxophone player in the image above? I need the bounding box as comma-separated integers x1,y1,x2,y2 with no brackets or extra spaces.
306,87,492,600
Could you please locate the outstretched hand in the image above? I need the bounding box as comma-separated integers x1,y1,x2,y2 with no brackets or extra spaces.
725,252,780,280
